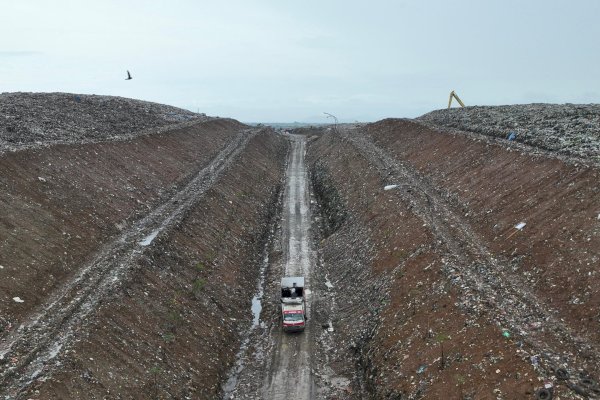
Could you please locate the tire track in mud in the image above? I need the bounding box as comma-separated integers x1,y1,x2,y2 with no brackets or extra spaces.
262,135,315,400
341,125,600,391
0,127,258,397
222,134,317,400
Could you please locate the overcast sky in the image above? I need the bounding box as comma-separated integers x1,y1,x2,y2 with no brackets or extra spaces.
1,1,599,122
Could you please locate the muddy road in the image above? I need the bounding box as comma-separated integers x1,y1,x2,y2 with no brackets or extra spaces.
264,135,315,399
223,134,318,399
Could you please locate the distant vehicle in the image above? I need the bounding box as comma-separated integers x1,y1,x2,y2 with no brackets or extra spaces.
280,276,306,332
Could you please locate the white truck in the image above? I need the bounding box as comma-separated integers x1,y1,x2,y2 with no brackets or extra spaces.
280,276,306,332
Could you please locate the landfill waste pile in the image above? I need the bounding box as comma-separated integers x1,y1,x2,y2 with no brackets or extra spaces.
419,104,600,163
0,92,208,152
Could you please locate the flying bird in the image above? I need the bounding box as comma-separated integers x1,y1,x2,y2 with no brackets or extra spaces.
125,70,132,80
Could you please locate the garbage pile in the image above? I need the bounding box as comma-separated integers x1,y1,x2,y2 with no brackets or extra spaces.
0,92,208,150
418,104,600,162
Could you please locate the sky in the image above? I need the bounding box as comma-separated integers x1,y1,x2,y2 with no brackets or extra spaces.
1,0,599,122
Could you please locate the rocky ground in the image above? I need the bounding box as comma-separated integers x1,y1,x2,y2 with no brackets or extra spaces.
419,104,600,164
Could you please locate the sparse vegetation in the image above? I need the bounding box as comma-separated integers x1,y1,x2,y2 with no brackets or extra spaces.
435,333,450,370
162,332,175,343
192,278,205,294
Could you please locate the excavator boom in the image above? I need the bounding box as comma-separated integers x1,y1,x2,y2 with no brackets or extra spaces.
448,90,465,108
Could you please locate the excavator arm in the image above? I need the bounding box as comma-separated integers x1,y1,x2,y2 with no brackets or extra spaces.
448,90,465,109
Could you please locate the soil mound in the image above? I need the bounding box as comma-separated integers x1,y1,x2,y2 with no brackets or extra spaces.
419,104,600,162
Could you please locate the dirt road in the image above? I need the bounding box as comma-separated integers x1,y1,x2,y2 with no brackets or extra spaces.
222,134,317,399
263,135,315,399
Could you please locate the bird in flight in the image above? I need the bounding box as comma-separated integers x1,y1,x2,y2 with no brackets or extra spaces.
125,70,132,80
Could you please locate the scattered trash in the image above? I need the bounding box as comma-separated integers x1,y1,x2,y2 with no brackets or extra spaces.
416,364,427,374
507,132,516,141
0,265,4,269
529,321,542,330
555,368,569,380
530,355,539,367
502,330,511,338
12,297,24,303
506,222,526,239
384,184,398,191
566,382,589,396
515,222,526,230
37,176,47,183
579,377,598,389
324,276,334,289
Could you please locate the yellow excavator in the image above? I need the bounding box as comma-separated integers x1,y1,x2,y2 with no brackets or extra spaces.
447,90,465,109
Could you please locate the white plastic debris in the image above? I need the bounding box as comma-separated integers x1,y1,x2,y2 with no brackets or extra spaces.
515,222,526,230
13,297,25,303
384,185,398,191
139,229,160,246
38,177,47,183
0,265,4,269
325,276,334,289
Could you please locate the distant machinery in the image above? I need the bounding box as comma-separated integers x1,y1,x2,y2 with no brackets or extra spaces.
323,112,338,132
448,90,465,109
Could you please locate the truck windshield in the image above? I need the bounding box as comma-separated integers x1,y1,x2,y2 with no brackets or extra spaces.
283,313,304,322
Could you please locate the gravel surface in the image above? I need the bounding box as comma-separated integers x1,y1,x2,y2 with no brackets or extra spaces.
419,104,600,163
0,92,209,152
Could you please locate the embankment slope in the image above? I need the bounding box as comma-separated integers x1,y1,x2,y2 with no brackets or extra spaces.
307,108,599,399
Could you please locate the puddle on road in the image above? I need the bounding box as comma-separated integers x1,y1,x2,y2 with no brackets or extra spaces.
222,250,269,397
139,229,160,246
251,295,262,328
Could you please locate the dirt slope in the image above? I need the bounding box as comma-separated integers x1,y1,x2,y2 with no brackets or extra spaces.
2,94,599,399
306,119,600,399
0,119,244,330
17,130,287,399
0,93,290,398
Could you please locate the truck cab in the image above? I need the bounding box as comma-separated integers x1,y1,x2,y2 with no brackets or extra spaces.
280,277,306,332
